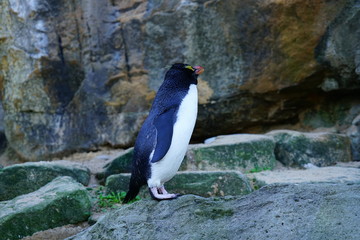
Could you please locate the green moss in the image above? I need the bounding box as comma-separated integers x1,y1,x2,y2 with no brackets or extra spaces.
269,130,351,167
247,166,273,173
0,163,90,201
0,177,91,239
188,139,276,172
106,172,253,198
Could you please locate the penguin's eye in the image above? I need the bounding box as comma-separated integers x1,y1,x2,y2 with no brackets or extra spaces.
185,65,194,71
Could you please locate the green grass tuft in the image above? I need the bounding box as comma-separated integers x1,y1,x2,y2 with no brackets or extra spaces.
247,166,272,173
96,189,140,208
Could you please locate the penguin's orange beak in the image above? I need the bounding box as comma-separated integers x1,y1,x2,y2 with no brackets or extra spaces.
193,66,204,75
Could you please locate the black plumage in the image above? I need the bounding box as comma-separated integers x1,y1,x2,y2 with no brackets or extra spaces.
123,63,204,203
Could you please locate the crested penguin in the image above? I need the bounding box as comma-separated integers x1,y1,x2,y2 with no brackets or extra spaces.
123,63,204,202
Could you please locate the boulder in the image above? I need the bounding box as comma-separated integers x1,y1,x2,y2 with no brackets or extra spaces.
96,148,133,183
67,183,360,240
0,161,90,201
184,134,276,172
0,176,91,240
348,114,360,161
106,171,252,198
1,0,360,161
267,130,351,167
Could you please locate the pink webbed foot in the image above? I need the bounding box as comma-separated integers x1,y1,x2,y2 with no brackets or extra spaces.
149,186,180,201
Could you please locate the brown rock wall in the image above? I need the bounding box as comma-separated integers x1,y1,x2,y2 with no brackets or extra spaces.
0,0,359,160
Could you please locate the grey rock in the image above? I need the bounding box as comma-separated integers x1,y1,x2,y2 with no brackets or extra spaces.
0,176,91,240
184,134,276,172
106,171,253,198
267,130,352,167
96,148,133,183
348,114,360,161
67,183,360,240
300,98,360,130
316,1,360,89
0,161,90,201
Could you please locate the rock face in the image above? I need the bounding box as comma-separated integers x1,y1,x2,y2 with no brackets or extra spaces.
267,130,352,167
0,161,90,201
67,183,360,240
0,0,360,160
0,176,91,240
0,0,150,160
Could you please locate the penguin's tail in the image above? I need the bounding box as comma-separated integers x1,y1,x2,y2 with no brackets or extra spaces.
123,177,142,204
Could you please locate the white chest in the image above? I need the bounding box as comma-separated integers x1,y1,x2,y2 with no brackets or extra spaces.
148,84,198,187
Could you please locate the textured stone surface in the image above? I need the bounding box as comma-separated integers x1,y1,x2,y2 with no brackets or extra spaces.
96,148,133,183
249,163,360,186
0,161,90,201
0,0,149,160
0,176,91,240
267,130,351,167
184,134,276,172
0,0,360,160
67,183,360,240
348,114,360,161
316,1,360,90
106,171,252,198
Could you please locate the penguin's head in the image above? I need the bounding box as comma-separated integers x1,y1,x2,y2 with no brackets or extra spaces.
163,63,204,86
171,63,204,76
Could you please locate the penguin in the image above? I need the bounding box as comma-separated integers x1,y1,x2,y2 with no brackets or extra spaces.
123,63,204,203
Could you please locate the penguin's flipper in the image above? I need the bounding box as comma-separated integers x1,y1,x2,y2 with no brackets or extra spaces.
151,107,177,163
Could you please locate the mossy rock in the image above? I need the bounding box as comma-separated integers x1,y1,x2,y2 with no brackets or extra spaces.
0,161,90,201
105,171,253,199
0,176,91,240
267,130,352,167
96,148,133,183
183,134,276,172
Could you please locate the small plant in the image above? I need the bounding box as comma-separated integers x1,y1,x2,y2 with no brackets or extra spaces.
97,191,140,208
247,166,272,173
98,192,123,208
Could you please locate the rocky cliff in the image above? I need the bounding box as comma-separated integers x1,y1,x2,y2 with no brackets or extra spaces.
0,0,359,160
